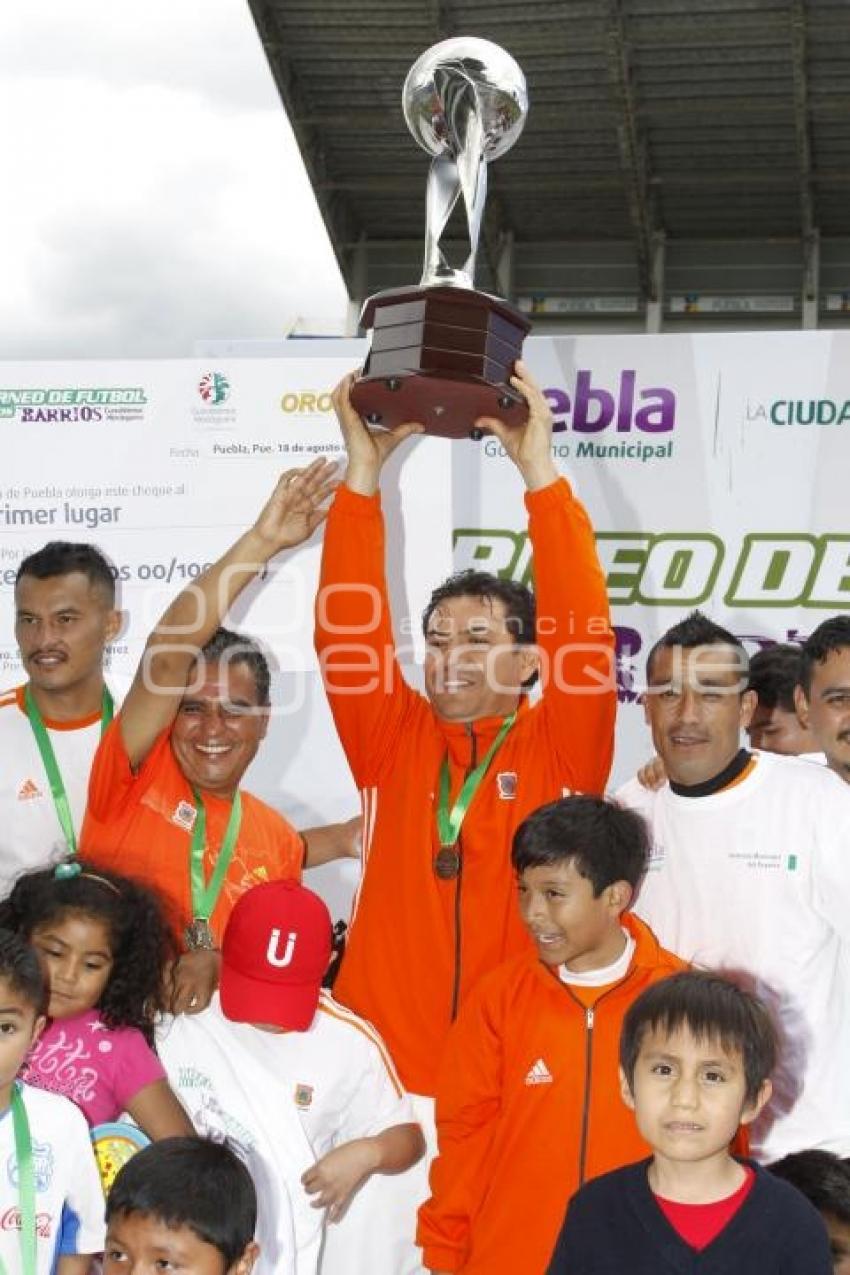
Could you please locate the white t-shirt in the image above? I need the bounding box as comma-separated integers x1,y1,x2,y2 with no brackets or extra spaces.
157,991,415,1275
618,751,850,1161
559,928,636,987
0,1083,105,1272
0,683,117,897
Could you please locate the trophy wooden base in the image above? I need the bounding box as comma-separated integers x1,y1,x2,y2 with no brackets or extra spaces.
350,286,532,440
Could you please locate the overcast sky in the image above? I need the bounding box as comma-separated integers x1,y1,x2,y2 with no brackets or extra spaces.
0,0,349,360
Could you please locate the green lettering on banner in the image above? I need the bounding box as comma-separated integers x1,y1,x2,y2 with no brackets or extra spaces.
724,534,818,607
595,534,651,605
803,535,850,610
453,529,527,580
635,534,724,607
448,530,850,609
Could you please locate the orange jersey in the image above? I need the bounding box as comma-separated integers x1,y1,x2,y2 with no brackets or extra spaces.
417,914,687,1275
315,478,616,1094
81,719,303,944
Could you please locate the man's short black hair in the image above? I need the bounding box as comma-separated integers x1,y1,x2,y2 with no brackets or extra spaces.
0,929,45,1015
16,541,116,605
768,1149,850,1224
423,570,535,644
198,627,271,707
646,610,748,684
799,616,850,696
747,644,803,713
422,569,537,687
511,795,649,896
620,971,776,1105
106,1137,257,1265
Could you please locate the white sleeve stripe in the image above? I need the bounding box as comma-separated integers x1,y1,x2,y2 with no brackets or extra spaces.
348,786,376,927
318,992,405,1098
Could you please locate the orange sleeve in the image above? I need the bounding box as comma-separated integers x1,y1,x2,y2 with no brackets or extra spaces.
527,478,616,794
85,716,170,820
417,983,504,1272
314,484,422,787
276,818,305,880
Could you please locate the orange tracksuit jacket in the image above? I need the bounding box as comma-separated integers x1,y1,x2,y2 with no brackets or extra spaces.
417,913,688,1275
315,477,616,1095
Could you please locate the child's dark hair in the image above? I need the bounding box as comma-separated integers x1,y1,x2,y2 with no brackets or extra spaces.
511,795,649,896
620,971,777,1105
0,861,177,1040
768,1149,850,1225
106,1137,257,1265
0,929,46,1015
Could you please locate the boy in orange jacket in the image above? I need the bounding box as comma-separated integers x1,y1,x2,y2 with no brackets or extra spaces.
417,794,687,1275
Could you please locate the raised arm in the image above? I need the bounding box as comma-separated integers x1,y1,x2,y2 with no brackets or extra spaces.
315,376,424,786
120,459,337,769
479,362,616,793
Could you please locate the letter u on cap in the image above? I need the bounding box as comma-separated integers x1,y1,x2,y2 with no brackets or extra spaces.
266,928,297,968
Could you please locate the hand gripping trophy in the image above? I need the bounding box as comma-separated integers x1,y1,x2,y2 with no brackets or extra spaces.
350,38,531,440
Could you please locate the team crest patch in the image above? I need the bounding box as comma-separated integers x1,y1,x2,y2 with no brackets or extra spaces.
171,800,197,831
294,1083,314,1110
496,771,517,800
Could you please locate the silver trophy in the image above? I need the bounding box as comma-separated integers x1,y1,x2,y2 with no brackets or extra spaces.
350,38,532,440
404,38,528,290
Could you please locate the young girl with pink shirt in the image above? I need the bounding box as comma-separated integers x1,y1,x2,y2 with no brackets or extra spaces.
0,859,193,1137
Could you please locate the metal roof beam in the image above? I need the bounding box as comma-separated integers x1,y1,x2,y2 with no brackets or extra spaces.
789,0,815,239
604,0,658,302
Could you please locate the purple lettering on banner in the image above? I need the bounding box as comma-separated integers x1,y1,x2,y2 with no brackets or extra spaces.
635,388,676,433
614,625,643,703
573,371,614,433
543,375,677,434
616,371,636,432
544,386,571,434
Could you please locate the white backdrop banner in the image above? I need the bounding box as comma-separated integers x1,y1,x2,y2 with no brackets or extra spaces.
2,332,847,908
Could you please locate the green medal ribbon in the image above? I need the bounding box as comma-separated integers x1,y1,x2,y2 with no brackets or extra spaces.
0,1085,37,1275
24,685,114,856
436,711,517,851
189,788,242,923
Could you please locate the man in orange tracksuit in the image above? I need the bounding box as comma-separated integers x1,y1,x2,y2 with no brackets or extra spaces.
317,365,616,1104
417,796,686,1275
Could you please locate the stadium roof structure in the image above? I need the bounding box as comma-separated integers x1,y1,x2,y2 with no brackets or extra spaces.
247,0,850,332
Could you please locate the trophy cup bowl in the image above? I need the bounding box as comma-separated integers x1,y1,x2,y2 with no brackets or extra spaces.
350,37,532,440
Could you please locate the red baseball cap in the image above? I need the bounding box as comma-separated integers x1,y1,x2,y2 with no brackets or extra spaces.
219,879,332,1031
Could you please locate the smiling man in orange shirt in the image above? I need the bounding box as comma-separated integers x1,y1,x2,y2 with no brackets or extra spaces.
82,459,353,1012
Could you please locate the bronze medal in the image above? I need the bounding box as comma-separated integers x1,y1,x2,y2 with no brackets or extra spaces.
184,918,215,951
434,845,461,880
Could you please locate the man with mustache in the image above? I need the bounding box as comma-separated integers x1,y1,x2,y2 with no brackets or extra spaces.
0,541,121,896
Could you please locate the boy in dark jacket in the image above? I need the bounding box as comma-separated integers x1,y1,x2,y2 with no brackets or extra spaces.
548,971,832,1273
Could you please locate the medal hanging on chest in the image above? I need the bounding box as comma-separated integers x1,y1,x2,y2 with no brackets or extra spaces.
434,845,462,880
185,788,242,949
434,711,517,880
